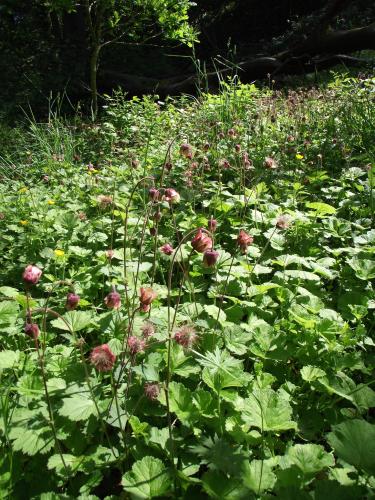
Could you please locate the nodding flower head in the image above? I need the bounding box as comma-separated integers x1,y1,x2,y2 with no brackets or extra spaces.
104,289,121,310
237,230,254,254
179,143,193,159
191,229,212,253
97,195,113,208
163,188,180,205
23,265,42,285
90,344,116,372
276,214,291,230
149,187,160,201
141,321,155,339
228,128,236,138
106,249,115,260
208,218,218,233
203,249,219,267
24,323,40,339
144,382,160,400
160,243,174,256
264,156,278,169
127,336,146,355
139,287,157,312
174,325,197,348
66,292,80,311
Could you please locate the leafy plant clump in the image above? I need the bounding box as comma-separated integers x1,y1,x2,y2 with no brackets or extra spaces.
0,75,374,498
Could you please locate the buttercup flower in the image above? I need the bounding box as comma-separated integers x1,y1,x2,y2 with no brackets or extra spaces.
20,220,28,226
203,249,219,267
160,243,174,255
23,265,42,285
237,230,253,253
191,229,212,253
66,293,80,310
104,289,121,310
139,287,157,312
127,336,146,355
54,249,65,257
47,199,55,205
144,382,160,400
24,323,40,339
163,188,180,204
174,325,197,348
295,153,304,160
90,344,116,372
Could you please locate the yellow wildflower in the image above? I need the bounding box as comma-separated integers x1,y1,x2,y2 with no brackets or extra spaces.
54,249,65,257
19,187,28,193
295,154,304,160
47,200,55,205
20,220,29,226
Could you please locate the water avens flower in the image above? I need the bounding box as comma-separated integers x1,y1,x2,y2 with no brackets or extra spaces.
23,265,42,285
237,230,254,254
97,195,113,208
141,321,155,339
24,323,40,339
160,243,174,255
106,249,115,260
139,287,157,312
276,215,291,230
203,249,219,267
191,229,212,253
144,382,160,400
104,289,121,310
149,188,160,201
127,336,146,355
179,143,193,159
163,188,180,204
174,325,197,348
264,157,278,169
66,293,80,311
90,344,116,372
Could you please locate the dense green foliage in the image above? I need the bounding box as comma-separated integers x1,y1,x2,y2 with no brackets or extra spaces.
0,75,374,498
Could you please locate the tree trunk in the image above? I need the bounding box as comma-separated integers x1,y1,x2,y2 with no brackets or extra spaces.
90,44,101,118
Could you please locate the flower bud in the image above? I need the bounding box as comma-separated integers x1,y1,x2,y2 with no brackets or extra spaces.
276,215,291,230
106,249,115,260
179,143,193,159
23,265,42,285
163,188,180,204
237,230,253,254
160,243,174,255
90,344,116,372
264,157,278,169
104,289,121,310
208,218,218,232
149,188,160,201
150,227,157,237
191,229,212,253
203,249,219,267
139,287,157,312
66,293,80,311
25,323,40,339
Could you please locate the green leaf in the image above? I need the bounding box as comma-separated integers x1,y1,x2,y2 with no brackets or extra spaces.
283,269,320,281
242,460,276,493
200,348,248,392
168,382,199,425
0,300,19,326
202,470,249,499
122,456,171,499
279,444,334,476
238,388,296,432
0,350,20,370
347,257,375,280
306,202,336,215
300,365,326,382
59,394,96,421
51,311,93,332
204,304,226,323
9,426,54,455
328,419,375,475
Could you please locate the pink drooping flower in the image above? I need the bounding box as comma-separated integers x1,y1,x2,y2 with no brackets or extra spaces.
141,321,155,339
235,144,241,153
66,293,80,311
144,382,160,400
139,287,157,312
24,323,40,339
97,195,113,208
160,243,174,256
203,142,210,152
149,188,160,201
90,344,116,372
220,159,231,169
127,336,146,355
208,218,218,233
174,325,197,348
237,230,254,254
165,161,173,171
276,215,291,230
163,188,180,204
104,289,121,310
242,152,253,170
22,265,42,285
150,227,157,236
228,128,236,138
264,156,278,169
106,249,115,260
203,249,219,267
191,229,212,253
180,143,193,159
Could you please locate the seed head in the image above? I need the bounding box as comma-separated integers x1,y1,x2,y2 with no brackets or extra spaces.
237,230,253,254
174,325,197,348
90,344,116,372
127,335,146,355
104,289,121,310
141,321,155,339
144,382,160,400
